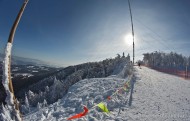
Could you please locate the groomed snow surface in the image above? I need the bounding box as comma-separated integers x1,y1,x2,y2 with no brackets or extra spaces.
24,66,190,121
126,66,190,121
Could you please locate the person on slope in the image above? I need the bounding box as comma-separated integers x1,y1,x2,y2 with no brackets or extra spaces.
138,62,141,68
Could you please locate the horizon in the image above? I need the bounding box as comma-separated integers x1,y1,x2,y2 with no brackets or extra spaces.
0,0,190,66
1,50,189,68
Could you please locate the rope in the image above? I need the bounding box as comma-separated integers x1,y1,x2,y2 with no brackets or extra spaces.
134,18,178,53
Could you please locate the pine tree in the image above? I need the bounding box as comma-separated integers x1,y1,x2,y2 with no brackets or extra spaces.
24,93,30,112
37,102,41,110
0,104,13,121
42,99,47,108
122,52,125,57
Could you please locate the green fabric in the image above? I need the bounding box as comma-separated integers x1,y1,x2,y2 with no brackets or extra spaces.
97,102,109,113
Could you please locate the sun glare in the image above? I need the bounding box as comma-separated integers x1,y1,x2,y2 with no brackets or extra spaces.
124,34,133,46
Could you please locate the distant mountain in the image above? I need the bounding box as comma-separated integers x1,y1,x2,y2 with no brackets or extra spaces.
0,63,61,104
0,53,3,61
0,53,62,104
0,53,57,67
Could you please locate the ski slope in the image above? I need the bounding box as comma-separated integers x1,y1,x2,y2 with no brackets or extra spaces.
24,66,190,121
126,66,190,121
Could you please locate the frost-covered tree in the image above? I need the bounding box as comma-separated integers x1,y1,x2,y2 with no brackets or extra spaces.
0,104,13,121
16,53,132,107
20,93,30,114
143,51,189,70
37,102,41,110
116,54,121,58
27,90,35,101
122,52,125,57
25,94,29,110
0,0,29,120
42,99,47,108
23,93,30,113
45,86,49,92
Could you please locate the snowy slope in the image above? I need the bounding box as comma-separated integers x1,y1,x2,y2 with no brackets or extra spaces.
24,76,132,121
24,66,190,121
16,56,131,106
125,66,190,121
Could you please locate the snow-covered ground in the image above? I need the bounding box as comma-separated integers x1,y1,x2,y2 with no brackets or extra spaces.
24,66,190,121
126,66,190,121
14,73,33,77
24,75,132,121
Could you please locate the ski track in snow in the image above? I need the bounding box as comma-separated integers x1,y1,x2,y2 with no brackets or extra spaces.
126,66,190,121
24,66,190,121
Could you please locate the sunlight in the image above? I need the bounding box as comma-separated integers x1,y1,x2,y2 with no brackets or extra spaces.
124,34,133,46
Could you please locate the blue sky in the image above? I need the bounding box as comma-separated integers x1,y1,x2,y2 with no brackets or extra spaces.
0,0,190,66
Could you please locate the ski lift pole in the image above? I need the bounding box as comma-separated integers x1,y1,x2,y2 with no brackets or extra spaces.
128,0,135,65
3,0,29,120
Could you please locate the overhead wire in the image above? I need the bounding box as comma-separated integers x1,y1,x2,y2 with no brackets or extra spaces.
134,18,178,52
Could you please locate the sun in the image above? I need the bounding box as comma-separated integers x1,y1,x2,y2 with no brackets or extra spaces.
124,34,133,46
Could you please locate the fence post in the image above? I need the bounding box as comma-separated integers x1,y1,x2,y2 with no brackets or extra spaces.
186,64,189,78
186,64,188,79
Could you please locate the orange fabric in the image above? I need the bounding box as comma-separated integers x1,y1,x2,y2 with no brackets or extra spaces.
124,84,129,88
67,106,88,120
118,88,123,93
107,96,111,100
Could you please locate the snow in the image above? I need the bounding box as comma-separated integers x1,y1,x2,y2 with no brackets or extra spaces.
0,104,13,121
24,74,133,120
2,42,14,105
32,70,38,73
27,66,34,68
12,69,19,71
24,66,190,121
1,43,22,121
14,73,33,77
125,66,190,121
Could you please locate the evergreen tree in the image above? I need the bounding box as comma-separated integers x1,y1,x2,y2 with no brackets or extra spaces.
24,93,30,112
